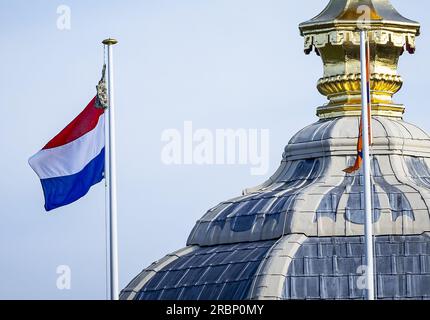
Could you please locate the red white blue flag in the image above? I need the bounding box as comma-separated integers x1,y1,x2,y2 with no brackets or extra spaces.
29,86,106,211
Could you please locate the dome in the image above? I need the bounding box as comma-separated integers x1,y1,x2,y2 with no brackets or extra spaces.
122,234,430,300
121,0,430,300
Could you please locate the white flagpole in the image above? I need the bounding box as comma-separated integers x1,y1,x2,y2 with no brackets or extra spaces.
103,38,119,301
360,30,375,300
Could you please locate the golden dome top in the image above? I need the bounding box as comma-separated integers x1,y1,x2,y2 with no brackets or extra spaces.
299,0,420,119
300,0,419,36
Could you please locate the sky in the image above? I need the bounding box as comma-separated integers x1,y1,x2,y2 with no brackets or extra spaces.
0,0,429,299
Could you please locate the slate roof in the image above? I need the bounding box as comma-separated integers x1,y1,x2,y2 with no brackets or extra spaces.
285,234,430,300
122,234,430,300
127,241,277,300
122,115,430,300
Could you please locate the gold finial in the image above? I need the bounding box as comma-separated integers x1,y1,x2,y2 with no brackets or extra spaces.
102,38,118,46
299,0,420,119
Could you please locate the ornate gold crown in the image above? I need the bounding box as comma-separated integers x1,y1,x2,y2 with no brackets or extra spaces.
299,0,420,119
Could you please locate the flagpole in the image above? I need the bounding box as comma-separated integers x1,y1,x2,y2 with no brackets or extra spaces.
360,30,375,300
103,38,119,301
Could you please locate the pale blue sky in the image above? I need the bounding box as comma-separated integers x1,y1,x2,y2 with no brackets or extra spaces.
0,0,428,299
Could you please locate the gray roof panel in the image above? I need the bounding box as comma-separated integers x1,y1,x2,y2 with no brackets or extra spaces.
135,240,276,300
285,235,430,300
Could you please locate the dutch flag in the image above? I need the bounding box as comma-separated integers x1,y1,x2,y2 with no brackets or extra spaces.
29,97,105,211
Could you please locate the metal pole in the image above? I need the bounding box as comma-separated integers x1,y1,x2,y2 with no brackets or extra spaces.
103,38,119,301
360,30,375,301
